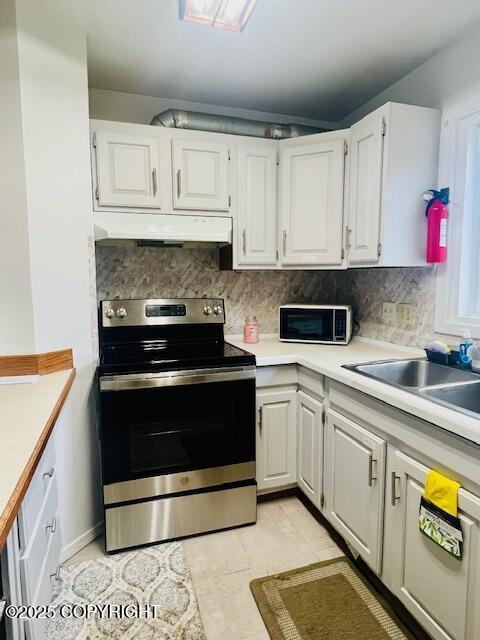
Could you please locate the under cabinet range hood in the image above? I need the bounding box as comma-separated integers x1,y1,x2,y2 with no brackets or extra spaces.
93,213,232,247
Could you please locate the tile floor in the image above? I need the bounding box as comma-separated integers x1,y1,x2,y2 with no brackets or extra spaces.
65,496,343,640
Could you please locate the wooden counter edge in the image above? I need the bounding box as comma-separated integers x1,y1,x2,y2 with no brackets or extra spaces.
0,368,76,550
0,349,73,377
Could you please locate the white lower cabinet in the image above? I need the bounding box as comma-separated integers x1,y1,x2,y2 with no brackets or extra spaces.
296,390,323,507
12,434,61,640
256,388,297,491
385,448,480,640
254,369,480,640
324,408,386,573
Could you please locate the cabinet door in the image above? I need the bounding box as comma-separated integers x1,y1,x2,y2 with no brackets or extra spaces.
324,409,386,573
236,143,277,266
386,449,480,640
297,391,323,507
256,389,297,491
172,139,230,211
2,522,25,640
347,113,384,264
279,139,345,267
94,130,161,208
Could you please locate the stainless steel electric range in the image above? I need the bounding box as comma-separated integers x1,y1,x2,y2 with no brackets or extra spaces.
97,298,257,553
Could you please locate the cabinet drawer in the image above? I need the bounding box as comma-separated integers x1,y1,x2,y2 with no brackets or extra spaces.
256,365,297,389
24,527,61,640
297,366,323,400
20,478,59,604
19,437,56,549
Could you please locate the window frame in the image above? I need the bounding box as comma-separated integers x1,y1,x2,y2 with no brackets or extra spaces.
435,94,480,338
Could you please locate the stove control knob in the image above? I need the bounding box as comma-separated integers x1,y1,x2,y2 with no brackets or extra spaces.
203,305,213,315
213,305,223,315
116,307,127,319
105,308,115,319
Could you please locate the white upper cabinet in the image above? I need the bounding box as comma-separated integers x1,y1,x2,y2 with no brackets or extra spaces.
385,449,480,640
278,133,346,268
346,102,440,268
93,129,162,209
235,141,277,267
172,139,230,211
324,408,386,573
90,104,439,267
347,113,384,264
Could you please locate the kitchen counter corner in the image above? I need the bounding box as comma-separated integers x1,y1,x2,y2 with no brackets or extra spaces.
0,368,75,549
226,335,480,447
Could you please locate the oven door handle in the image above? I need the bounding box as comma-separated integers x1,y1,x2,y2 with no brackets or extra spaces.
100,366,256,391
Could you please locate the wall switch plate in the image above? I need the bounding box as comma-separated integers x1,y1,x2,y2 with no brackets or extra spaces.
382,302,397,324
397,303,415,327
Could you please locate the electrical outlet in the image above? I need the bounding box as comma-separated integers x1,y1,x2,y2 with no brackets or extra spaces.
397,303,415,327
382,302,397,325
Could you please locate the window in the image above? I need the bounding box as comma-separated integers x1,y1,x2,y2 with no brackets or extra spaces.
436,96,480,337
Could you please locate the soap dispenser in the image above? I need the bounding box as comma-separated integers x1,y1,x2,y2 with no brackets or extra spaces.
458,330,473,369
471,342,480,373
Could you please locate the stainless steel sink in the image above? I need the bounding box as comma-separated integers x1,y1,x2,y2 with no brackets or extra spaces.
343,358,480,419
345,359,478,388
419,381,480,418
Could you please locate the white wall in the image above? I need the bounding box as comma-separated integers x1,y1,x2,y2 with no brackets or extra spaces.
0,0,35,354
89,87,338,129
341,22,480,126
5,0,102,558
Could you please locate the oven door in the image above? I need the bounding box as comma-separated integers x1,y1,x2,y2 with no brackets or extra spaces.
280,307,335,343
99,367,256,489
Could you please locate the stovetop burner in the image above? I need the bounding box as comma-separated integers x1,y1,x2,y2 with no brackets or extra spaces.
98,297,255,376
99,339,254,375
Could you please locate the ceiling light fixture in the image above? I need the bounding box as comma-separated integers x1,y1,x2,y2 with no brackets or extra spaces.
179,0,257,32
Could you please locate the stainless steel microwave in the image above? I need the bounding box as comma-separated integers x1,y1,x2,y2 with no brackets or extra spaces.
279,305,352,345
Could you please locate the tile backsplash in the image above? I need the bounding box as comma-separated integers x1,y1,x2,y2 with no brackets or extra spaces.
95,246,331,335
95,246,441,348
326,267,438,348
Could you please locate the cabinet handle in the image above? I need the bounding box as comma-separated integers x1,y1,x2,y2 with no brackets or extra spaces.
345,225,352,249
152,168,158,196
50,565,61,581
45,516,57,534
368,455,377,487
176,170,182,198
283,230,287,256
391,471,400,506
242,229,247,255
43,467,54,479
258,406,263,433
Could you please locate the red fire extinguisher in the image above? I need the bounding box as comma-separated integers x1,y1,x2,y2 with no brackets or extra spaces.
423,188,449,263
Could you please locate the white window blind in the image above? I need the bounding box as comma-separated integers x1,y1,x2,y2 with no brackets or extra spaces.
436,98,480,337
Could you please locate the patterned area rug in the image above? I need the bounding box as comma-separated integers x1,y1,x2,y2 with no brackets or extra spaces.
47,541,206,640
250,557,416,640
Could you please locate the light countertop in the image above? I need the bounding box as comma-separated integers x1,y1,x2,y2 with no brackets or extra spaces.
226,334,480,447
0,369,75,549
